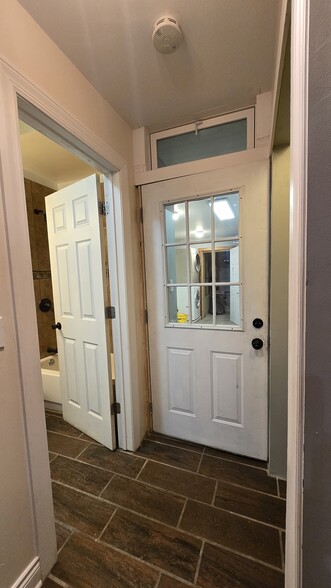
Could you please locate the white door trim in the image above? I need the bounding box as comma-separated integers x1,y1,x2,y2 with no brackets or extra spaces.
285,1,309,586
0,58,135,578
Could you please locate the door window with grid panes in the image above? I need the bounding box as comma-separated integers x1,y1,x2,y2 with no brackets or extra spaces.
164,193,241,328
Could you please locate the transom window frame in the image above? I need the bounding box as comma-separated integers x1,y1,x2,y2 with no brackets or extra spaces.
151,108,255,170
160,190,244,331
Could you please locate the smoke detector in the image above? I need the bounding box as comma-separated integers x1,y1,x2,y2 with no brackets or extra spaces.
152,15,183,54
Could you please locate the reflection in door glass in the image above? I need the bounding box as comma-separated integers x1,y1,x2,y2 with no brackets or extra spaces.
215,241,239,283
166,245,187,284
214,193,239,240
190,286,213,325
167,286,189,323
188,198,211,241
190,243,212,282
165,202,186,244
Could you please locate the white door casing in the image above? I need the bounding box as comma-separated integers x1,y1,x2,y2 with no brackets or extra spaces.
46,174,115,449
143,161,269,459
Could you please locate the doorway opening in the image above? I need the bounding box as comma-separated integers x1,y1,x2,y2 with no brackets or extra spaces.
18,115,119,450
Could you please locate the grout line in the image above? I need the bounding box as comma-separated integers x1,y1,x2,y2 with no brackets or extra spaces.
193,540,205,585
56,529,73,557
202,450,268,472
154,572,162,588
196,446,205,474
135,456,149,479
47,428,84,441
146,435,205,456
176,497,188,529
211,480,218,507
97,507,118,540
98,473,114,498
47,573,69,587
276,477,280,497
75,443,92,460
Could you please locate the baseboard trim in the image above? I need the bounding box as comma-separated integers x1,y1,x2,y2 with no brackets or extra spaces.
11,557,42,588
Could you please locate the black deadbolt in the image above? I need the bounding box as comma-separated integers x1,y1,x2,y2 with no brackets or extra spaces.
252,318,264,329
252,338,263,350
51,322,62,330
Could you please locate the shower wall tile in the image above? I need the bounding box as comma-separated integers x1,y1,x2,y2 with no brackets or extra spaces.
25,178,55,358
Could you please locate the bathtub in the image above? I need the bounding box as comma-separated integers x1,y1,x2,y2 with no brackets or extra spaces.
40,354,61,404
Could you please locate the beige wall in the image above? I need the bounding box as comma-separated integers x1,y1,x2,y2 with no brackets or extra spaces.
0,0,146,584
269,146,290,478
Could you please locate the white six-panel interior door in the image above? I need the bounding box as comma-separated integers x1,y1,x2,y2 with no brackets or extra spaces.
143,160,269,459
46,174,115,449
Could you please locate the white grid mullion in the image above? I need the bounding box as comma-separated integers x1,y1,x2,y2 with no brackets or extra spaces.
185,200,192,324
211,195,216,326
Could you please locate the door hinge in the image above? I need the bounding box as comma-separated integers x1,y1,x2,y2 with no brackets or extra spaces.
111,402,121,415
140,207,144,223
99,201,108,216
105,306,116,319
144,309,148,324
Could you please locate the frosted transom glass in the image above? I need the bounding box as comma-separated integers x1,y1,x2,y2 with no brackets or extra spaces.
157,119,247,168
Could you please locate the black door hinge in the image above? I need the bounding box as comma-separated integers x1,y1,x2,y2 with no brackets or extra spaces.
105,306,116,319
111,402,121,415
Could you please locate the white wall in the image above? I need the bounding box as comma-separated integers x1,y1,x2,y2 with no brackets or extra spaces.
0,0,146,584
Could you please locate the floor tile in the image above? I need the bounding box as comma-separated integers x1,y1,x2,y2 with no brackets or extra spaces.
43,579,63,588
278,479,287,498
52,532,158,588
52,482,115,538
180,500,282,568
158,575,194,587
49,452,57,463
51,455,112,496
102,508,202,583
204,446,267,470
281,531,286,561
55,522,71,551
147,431,204,454
79,432,100,443
101,474,185,526
78,444,145,478
138,460,216,504
46,414,81,437
135,439,201,472
199,455,277,495
215,481,286,528
198,542,285,588
47,431,89,459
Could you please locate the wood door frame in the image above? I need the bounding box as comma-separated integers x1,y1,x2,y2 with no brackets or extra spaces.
0,59,138,579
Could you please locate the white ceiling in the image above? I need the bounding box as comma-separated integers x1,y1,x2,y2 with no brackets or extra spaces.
18,0,282,131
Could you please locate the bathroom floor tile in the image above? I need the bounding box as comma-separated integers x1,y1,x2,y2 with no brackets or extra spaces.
46,414,82,438
55,522,71,552
47,431,89,459
278,479,287,498
199,455,278,495
101,474,185,526
78,444,146,478
51,455,113,496
52,482,115,538
138,460,216,504
197,542,284,588
215,481,286,528
180,500,282,568
102,508,202,583
158,575,195,587
135,439,201,472
51,532,158,588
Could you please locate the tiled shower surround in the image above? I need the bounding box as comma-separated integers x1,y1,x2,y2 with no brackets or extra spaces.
44,412,286,588
24,178,57,358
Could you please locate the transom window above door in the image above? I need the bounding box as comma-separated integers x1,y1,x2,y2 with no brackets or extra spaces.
163,193,242,329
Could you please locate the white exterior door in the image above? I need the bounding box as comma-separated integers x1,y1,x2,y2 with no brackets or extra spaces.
46,174,115,449
142,160,269,459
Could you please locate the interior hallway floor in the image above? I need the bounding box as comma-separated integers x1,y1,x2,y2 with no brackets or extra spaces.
44,410,286,588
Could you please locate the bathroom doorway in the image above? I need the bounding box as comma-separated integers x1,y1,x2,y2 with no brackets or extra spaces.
19,119,117,448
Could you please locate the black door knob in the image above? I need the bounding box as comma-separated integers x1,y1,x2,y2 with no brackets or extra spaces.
252,338,263,350
252,318,264,329
51,322,62,330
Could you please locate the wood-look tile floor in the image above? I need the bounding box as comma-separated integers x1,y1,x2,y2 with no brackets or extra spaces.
44,411,286,588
